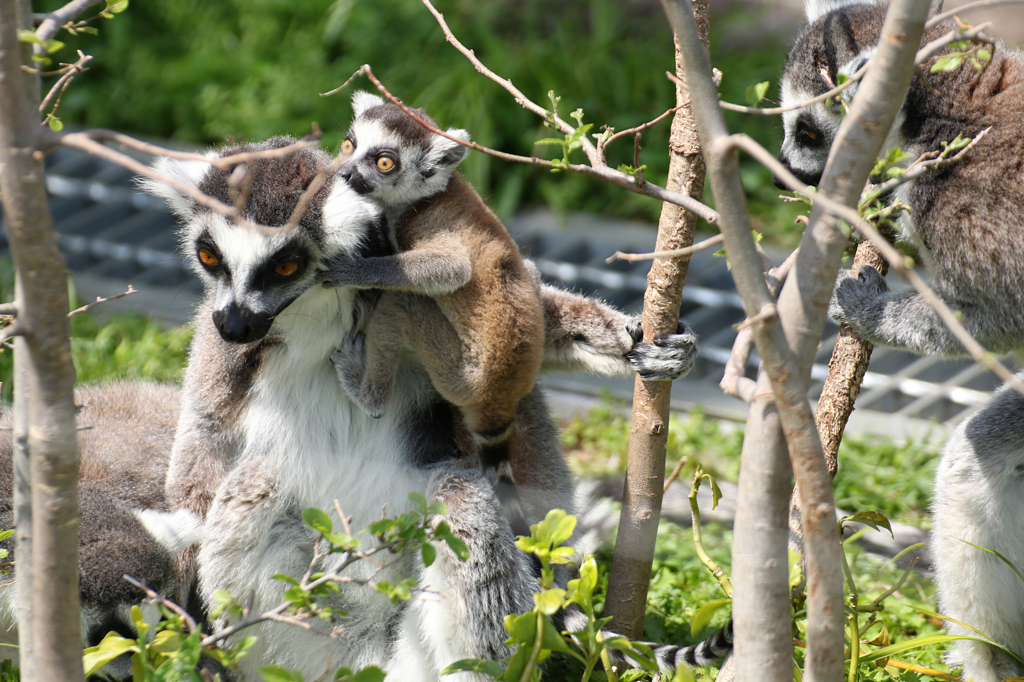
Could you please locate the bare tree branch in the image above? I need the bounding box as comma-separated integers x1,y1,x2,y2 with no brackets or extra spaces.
718,62,868,116
927,0,1024,27
598,104,680,162
38,50,91,116
0,303,17,316
33,0,103,44
414,0,601,165
66,286,137,318
49,128,320,169
605,233,723,264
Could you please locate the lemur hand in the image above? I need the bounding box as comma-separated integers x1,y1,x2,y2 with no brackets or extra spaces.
626,318,699,381
321,251,365,289
828,266,888,329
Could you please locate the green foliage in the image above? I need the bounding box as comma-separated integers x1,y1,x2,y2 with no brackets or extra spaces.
744,81,770,107
930,39,992,73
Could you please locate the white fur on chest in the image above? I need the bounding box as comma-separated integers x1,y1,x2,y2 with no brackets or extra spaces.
200,285,437,678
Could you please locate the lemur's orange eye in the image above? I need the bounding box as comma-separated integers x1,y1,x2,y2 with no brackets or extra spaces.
274,262,299,277
198,249,220,267
376,156,395,172
341,139,354,154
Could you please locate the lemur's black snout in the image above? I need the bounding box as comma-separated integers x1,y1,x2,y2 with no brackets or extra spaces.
339,166,372,195
212,302,274,344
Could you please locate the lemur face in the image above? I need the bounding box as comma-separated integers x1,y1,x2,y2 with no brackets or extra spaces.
141,136,380,344
337,92,470,209
775,0,883,188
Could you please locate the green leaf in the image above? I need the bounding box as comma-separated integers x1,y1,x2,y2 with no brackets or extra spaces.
690,598,732,636
47,117,64,132
538,614,572,653
421,541,436,567
260,665,304,682
44,39,65,55
105,0,129,14
0,530,13,543
533,588,566,616
534,138,566,148
745,81,770,107
442,534,469,561
858,634,1021,665
273,573,300,586
82,634,140,676
673,662,697,682
442,659,504,678
335,666,386,682
840,511,893,538
303,507,333,536
788,550,804,589
17,30,42,45
931,54,964,73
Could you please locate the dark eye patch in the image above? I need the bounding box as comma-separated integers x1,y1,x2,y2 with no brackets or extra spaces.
253,242,310,287
795,117,825,148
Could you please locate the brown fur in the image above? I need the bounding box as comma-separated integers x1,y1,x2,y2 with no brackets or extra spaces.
352,173,545,444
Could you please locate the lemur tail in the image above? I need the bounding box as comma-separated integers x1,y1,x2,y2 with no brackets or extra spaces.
557,605,733,673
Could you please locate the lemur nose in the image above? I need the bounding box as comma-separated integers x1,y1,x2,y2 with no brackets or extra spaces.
339,168,352,181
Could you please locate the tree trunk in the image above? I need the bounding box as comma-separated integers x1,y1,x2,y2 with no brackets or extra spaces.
602,0,709,638
0,2,85,680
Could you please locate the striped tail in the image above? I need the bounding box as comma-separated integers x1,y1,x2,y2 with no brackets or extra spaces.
556,604,733,673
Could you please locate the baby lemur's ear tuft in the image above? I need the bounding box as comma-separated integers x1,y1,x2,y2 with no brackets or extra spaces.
436,128,471,168
351,90,386,119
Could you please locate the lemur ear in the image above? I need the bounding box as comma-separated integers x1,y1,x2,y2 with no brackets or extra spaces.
839,51,873,103
436,128,470,168
351,90,385,119
805,0,874,22
137,155,214,219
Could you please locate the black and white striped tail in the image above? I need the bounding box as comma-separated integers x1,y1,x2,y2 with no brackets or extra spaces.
556,605,733,673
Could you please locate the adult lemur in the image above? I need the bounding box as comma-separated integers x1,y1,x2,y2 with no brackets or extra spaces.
323,93,545,530
142,137,723,680
779,2,1024,680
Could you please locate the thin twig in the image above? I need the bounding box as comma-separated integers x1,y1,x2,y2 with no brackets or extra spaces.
0,322,23,347
412,0,600,165
66,285,136,318
663,456,688,493
718,62,868,116
598,104,681,162
38,51,91,116
48,128,319,169
34,0,104,45
326,65,720,226
606,233,723,264
719,249,798,402
864,128,989,203
735,303,777,331
122,575,198,634
0,303,17,316
915,22,994,66
927,0,1024,27
725,132,1024,396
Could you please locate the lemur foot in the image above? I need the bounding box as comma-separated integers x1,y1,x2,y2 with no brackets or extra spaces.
828,265,888,330
626,318,698,381
331,335,387,418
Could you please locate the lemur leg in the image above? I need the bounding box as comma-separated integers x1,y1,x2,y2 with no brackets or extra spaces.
932,375,1024,682
390,469,537,679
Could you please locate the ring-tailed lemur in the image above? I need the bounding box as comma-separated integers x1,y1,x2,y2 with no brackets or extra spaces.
142,136,720,680
322,93,545,533
781,3,1024,680
0,382,208,681
779,0,1024,358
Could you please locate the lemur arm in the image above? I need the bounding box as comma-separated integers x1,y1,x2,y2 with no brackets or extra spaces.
830,265,1024,357
526,260,698,381
322,247,472,296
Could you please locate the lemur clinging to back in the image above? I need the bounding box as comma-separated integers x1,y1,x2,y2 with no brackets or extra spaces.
779,2,1024,681
323,92,541,530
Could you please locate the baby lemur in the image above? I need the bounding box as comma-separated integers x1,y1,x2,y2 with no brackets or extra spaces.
323,92,544,527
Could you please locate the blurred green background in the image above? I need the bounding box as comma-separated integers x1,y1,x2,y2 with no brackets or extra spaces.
39,0,805,243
